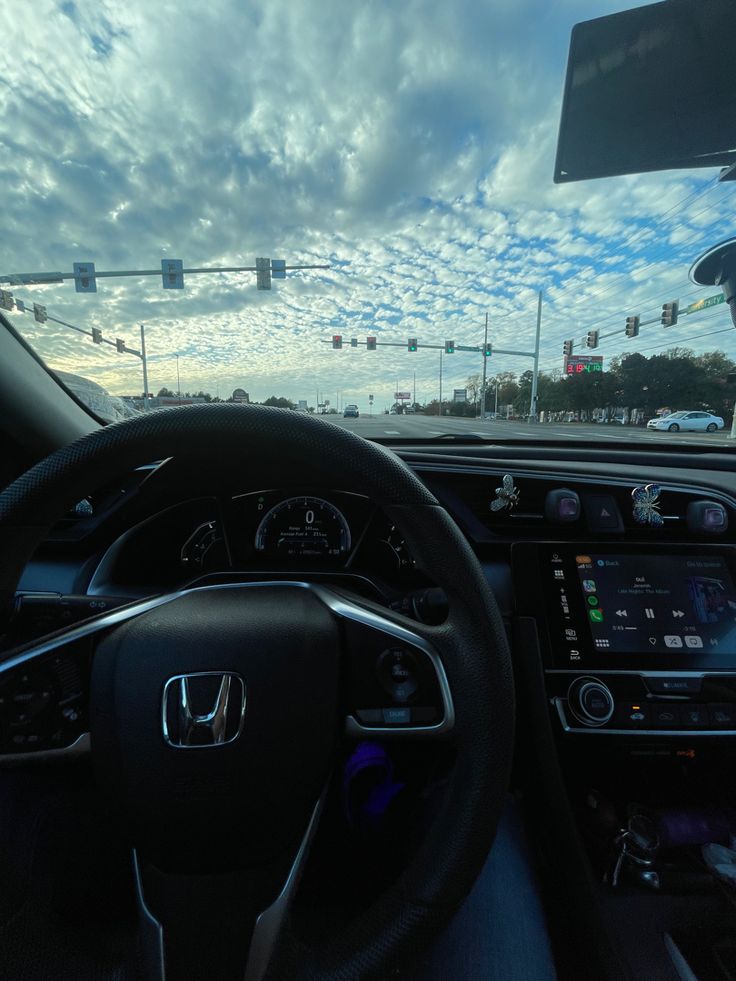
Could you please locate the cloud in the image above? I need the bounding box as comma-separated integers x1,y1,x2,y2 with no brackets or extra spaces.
0,0,733,411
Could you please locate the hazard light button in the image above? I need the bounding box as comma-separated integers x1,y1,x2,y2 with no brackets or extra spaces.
583,494,624,533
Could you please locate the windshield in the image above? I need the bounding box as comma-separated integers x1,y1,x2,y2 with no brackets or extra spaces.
1,1,734,439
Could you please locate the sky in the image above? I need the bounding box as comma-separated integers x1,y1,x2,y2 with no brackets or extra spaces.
0,0,734,412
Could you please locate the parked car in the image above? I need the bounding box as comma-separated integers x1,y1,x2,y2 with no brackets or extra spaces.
343,404,359,418
647,411,724,433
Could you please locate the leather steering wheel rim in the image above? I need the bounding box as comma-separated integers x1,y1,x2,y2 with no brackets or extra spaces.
0,403,514,980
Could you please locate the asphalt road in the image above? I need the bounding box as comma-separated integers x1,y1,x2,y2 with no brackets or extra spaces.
322,413,736,446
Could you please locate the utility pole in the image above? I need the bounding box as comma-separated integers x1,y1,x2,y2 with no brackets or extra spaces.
176,354,181,397
413,371,416,406
495,379,499,415
140,325,150,410
529,290,542,421
480,311,489,419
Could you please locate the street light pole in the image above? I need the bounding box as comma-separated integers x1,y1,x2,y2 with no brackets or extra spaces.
140,324,150,410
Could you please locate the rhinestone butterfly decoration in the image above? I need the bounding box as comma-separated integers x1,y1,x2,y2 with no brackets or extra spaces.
490,474,520,512
632,483,663,527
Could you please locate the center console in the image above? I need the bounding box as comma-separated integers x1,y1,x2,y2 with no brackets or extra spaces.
514,543,736,737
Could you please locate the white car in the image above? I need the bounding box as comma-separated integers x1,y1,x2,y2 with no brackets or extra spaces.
647,411,724,433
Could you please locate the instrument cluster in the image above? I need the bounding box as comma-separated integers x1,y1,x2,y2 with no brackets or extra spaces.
91,489,421,599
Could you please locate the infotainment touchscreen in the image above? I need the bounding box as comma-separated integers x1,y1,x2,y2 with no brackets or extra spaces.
573,554,736,656
540,548,736,667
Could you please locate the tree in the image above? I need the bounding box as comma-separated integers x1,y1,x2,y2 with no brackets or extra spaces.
466,373,482,406
156,387,176,397
263,396,296,409
514,371,534,415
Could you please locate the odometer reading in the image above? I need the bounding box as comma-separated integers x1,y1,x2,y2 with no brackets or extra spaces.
254,496,351,558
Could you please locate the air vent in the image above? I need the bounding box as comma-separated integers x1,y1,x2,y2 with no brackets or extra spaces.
424,471,736,544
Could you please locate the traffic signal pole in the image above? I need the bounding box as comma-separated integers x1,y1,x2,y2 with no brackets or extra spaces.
529,291,542,421
480,312,489,418
438,349,443,415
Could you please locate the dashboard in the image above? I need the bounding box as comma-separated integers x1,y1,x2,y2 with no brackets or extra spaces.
6,440,736,756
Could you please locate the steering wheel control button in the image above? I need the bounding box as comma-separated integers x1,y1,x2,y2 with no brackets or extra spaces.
355,709,383,724
411,707,438,724
567,677,614,727
377,649,420,702
382,707,411,725
5,672,54,727
645,676,703,696
583,494,624,533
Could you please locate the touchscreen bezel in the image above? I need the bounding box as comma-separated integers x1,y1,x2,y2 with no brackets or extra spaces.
513,543,736,672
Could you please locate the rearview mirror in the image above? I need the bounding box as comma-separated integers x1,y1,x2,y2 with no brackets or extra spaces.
554,0,736,184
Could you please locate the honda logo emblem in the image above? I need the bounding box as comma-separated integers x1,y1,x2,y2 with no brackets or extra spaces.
162,672,246,748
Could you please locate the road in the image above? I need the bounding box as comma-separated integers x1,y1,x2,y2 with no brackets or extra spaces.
322,413,736,446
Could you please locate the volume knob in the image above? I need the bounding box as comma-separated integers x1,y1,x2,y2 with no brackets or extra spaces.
568,677,614,727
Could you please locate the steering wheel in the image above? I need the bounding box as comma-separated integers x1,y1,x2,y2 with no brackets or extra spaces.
0,404,513,981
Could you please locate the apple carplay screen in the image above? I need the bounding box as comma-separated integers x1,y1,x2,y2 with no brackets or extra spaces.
546,549,736,669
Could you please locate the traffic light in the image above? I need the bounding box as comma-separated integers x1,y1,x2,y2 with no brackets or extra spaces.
586,330,599,349
661,301,679,326
366,336,377,350
625,315,640,338
91,327,103,344
483,343,492,357
255,257,271,291
33,303,47,323
0,289,13,310
332,334,343,349
408,337,418,352
115,338,126,353
563,339,573,357
445,339,455,354
350,337,358,348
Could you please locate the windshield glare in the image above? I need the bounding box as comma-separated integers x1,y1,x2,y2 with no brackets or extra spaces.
1,1,734,442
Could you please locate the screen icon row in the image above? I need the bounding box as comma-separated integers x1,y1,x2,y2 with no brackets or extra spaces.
663,635,703,649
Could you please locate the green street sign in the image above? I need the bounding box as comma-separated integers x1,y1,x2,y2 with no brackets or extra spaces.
684,293,725,315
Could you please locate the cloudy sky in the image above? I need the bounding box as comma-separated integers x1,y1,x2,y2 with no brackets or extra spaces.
0,0,734,410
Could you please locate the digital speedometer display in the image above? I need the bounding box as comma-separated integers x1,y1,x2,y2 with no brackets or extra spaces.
254,496,351,558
